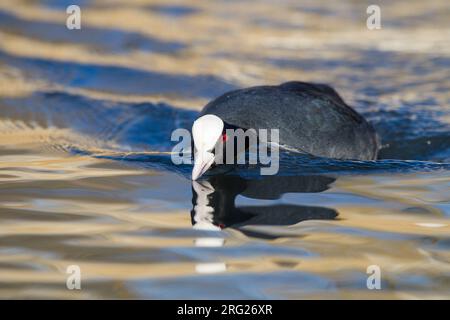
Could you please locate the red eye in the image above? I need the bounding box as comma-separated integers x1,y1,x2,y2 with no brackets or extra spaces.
222,133,228,142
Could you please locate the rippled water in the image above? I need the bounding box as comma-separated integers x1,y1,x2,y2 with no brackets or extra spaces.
0,0,449,299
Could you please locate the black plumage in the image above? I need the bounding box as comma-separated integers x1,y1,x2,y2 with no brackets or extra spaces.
200,81,379,160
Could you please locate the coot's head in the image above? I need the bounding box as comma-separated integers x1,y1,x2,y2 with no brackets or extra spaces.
191,114,224,180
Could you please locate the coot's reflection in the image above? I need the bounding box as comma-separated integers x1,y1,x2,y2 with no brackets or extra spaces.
191,175,338,239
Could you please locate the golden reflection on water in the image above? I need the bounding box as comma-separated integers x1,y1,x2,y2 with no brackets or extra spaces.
0,0,449,299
